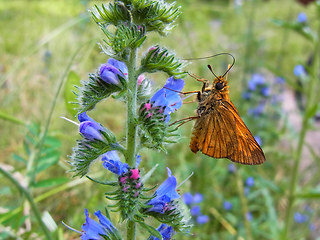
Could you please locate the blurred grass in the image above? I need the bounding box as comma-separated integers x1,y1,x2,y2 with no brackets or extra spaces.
1,0,320,239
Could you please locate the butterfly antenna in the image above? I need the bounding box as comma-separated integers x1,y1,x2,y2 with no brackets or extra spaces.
207,65,219,79
222,53,235,77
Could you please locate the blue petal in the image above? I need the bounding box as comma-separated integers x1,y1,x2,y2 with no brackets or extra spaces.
151,224,175,240
79,121,104,141
294,65,306,77
223,201,232,211
94,210,114,232
101,151,129,175
107,58,128,76
164,77,185,92
245,177,254,187
297,12,307,23
136,155,141,168
78,112,95,123
81,209,105,240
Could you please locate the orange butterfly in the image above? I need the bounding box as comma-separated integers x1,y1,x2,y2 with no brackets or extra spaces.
175,55,265,165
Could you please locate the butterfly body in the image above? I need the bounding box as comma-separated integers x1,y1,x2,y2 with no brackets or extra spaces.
190,74,265,165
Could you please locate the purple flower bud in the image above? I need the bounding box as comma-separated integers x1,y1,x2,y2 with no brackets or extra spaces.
99,63,123,85
79,121,104,141
294,212,308,223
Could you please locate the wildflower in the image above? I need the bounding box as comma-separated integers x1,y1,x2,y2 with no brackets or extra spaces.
190,205,201,216
294,212,308,223
245,177,254,187
150,77,185,122
261,86,270,97
228,163,236,173
248,74,264,91
297,12,307,23
294,65,306,77
78,112,104,141
99,58,128,85
197,215,209,224
182,192,193,205
223,201,232,211
80,209,117,240
101,151,129,175
147,168,180,213
309,223,316,231
150,224,175,240
192,193,203,204
254,136,262,146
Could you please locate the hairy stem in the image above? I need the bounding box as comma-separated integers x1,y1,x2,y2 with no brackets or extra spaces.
282,15,320,239
125,47,138,240
0,167,53,240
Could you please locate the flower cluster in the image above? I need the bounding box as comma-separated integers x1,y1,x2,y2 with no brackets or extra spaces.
183,192,209,224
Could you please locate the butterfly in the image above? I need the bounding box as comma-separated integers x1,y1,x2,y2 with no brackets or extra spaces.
175,54,265,165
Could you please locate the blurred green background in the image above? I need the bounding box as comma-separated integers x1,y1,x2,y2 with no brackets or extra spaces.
1,0,320,239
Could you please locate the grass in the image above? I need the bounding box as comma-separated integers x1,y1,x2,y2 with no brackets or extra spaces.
1,0,320,239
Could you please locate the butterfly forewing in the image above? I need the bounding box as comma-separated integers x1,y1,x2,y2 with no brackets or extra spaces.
190,95,265,165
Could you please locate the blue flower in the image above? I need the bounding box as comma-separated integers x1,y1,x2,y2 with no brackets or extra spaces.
297,12,307,23
254,135,262,146
245,177,254,187
309,223,316,231
294,212,308,223
197,215,209,224
81,209,116,240
101,151,129,175
190,205,201,216
147,168,180,213
78,112,105,141
228,163,236,173
182,192,193,205
248,74,265,91
150,224,175,240
99,58,128,85
150,77,185,122
261,86,270,97
223,201,232,211
294,65,306,77
192,193,203,204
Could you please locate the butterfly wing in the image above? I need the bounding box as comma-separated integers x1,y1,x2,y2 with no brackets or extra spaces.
190,99,265,165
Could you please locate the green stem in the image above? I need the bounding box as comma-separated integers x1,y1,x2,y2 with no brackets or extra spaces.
282,15,320,239
125,48,138,240
127,220,136,240
0,167,53,240
125,48,138,167
236,170,253,240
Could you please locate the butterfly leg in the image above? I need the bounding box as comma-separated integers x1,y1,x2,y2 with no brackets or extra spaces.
188,72,209,84
169,116,199,129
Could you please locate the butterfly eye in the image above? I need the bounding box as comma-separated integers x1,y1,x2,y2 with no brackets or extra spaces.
215,82,224,90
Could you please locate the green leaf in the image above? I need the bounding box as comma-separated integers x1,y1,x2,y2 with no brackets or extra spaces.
295,191,320,199
64,71,81,116
32,177,69,188
306,104,318,119
12,154,26,163
36,150,60,173
137,221,162,239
